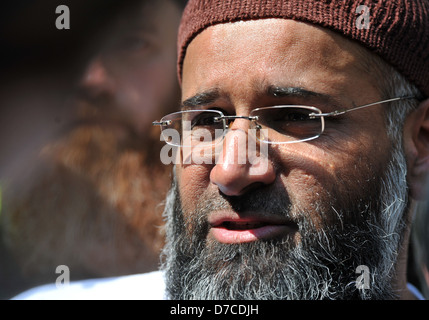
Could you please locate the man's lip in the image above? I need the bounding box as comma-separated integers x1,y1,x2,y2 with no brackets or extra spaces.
208,211,298,244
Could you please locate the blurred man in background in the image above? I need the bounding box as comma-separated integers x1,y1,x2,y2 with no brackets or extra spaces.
0,0,185,299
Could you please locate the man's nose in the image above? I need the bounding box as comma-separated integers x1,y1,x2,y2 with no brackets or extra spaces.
80,57,115,95
209,127,276,196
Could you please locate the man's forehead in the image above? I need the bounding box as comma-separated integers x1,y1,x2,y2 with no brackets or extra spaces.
182,19,379,104
185,19,370,71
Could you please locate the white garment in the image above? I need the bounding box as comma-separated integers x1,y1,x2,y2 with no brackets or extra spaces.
12,270,166,300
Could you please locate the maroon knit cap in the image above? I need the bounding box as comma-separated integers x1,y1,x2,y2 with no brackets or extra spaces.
177,0,429,98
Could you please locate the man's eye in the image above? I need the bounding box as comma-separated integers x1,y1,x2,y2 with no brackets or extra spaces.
285,111,311,122
109,35,151,53
269,109,311,122
192,114,217,127
120,37,150,51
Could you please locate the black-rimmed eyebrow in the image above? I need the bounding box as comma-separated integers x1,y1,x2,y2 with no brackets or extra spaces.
181,89,221,110
267,86,341,109
181,86,342,111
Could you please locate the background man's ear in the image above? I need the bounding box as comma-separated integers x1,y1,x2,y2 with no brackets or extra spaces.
405,98,429,200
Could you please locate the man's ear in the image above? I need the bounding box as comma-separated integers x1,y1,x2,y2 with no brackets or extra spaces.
405,98,429,200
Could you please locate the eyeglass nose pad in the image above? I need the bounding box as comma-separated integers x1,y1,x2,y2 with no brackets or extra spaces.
253,124,266,142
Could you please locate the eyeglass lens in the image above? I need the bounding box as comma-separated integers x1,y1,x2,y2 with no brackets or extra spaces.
250,106,323,144
160,110,226,147
159,107,323,146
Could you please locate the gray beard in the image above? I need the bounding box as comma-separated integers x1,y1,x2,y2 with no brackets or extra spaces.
161,144,409,300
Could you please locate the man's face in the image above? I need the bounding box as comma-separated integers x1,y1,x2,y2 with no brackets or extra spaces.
163,19,409,299
52,0,182,274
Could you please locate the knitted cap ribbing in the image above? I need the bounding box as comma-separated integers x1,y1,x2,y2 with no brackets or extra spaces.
178,0,429,98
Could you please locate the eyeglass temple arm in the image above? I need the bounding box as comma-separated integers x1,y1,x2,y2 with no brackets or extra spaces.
214,115,258,121
153,120,172,126
309,96,418,118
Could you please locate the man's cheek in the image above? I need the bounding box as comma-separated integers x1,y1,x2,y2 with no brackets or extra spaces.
177,164,213,211
280,172,327,230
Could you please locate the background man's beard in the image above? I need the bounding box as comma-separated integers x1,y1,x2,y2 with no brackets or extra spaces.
162,145,410,300
2,117,169,282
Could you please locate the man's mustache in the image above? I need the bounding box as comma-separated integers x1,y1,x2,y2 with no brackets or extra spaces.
60,89,139,136
186,183,297,227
